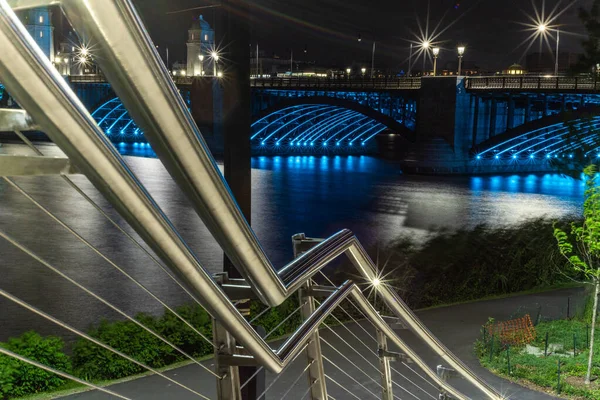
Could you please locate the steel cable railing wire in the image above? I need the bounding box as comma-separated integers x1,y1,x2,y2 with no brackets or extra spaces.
0,229,221,379
317,274,440,397
323,354,382,399
239,301,307,390
320,320,426,400
315,294,438,399
0,1,498,397
11,129,214,318
324,372,364,400
320,337,385,392
2,176,216,350
0,288,211,399
0,347,133,400
279,361,313,400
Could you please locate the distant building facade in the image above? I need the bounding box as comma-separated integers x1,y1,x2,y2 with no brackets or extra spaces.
502,63,526,75
186,15,215,76
16,7,54,60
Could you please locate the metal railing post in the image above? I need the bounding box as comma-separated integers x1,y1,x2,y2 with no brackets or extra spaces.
377,329,394,400
213,319,242,400
293,233,328,400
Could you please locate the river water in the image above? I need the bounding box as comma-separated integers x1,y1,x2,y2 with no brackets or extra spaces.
0,146,586,340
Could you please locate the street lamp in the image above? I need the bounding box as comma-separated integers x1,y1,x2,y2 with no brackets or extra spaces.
361,67,366,76
346,67,352,80
358,34,376,79
457,46,465,75
432,47,440,76
198,54,204,76
538,23,560,75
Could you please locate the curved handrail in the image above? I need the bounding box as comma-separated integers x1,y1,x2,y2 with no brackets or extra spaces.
1,1,500,398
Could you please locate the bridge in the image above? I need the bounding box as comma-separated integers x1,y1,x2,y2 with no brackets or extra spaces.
0,1,509,399
60,74,600,172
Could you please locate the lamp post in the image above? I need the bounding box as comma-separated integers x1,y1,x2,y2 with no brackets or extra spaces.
361,67,366,76
358,34,376,79
346,67,351,80
211,51,219,76
407,43,414,76
432,47,440,76
198,54,204,76
457,46,465,75
538,24,560,76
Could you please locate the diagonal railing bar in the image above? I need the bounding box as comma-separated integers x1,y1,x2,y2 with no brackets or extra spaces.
3,176,216,349
0,288,213,399
1,1,499,398
12,129,210,314
0,229,221,379
0,347,132,400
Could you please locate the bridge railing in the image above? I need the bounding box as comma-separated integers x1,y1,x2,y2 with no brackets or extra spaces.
465,75,600,91
1,1,501,399
251,77,422,90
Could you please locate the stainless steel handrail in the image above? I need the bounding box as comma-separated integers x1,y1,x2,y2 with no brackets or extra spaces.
2,1,500,398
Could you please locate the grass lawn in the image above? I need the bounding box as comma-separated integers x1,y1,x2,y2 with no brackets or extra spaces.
477,319,600,399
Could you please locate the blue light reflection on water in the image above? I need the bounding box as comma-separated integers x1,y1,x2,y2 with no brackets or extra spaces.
115,147,584,265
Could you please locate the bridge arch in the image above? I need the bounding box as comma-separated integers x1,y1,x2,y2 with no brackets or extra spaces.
251,97,415,149
472,107,600,161
91,97,143,140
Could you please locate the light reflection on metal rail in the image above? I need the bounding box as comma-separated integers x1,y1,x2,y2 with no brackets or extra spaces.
2,0,500,398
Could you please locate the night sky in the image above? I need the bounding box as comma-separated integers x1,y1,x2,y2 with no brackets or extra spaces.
130,0,589,72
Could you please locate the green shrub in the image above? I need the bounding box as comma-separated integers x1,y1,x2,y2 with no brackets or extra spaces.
72,314,180,380
250,296,302,338
0,331,71,399
155,304,213,358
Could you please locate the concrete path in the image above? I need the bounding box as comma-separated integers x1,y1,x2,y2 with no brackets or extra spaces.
64,287,584,399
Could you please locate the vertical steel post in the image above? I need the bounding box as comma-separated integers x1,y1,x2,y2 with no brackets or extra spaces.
377,329,394,400
293,233,328,400
213,319,242,400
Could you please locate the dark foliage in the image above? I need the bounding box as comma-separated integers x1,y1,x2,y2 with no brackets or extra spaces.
0,332,71,399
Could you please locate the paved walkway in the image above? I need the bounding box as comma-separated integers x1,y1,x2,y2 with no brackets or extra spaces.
64,288,584,399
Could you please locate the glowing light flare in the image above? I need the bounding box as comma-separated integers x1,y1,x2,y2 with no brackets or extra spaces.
514,0,574,61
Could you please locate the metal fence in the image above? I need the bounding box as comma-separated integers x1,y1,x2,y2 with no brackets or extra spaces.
465,76,600,92
0,0,502,399
250,77,422,90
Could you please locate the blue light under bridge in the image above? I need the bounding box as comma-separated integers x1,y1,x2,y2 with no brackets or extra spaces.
91,97,144,141
472,112,600,162
251,104,399,150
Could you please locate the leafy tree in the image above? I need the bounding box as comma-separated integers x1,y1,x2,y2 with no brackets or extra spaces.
574,0,600,74
554,165,600,384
